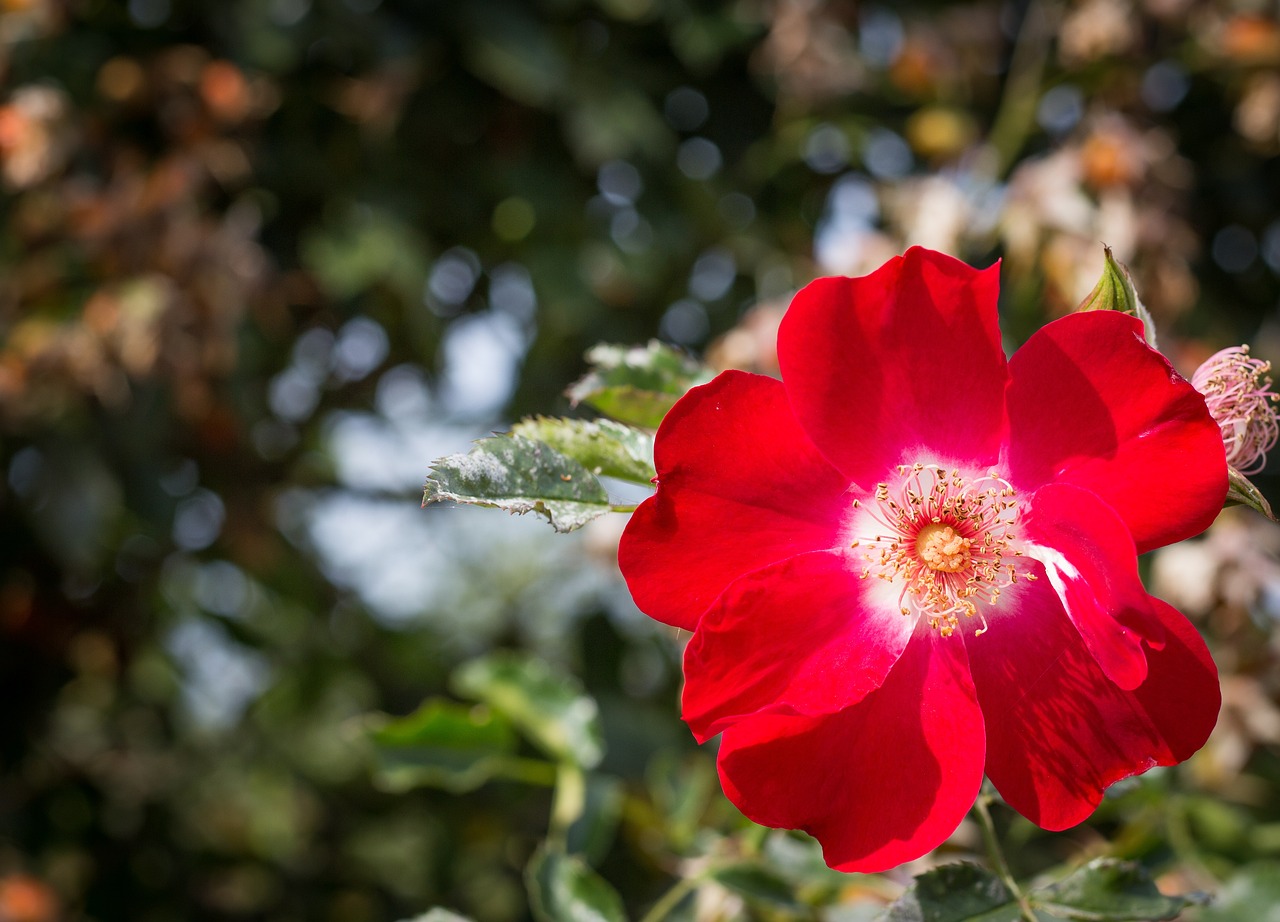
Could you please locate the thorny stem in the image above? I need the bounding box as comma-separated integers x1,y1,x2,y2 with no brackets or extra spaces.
973,792,1038,922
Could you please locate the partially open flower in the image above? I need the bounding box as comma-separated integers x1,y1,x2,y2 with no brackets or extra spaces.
1191,345,1280,475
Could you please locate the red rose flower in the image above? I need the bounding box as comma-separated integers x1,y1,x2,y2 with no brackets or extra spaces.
619,247,1227,872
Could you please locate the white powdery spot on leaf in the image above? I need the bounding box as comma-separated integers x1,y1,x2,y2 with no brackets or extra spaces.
425,435,611,533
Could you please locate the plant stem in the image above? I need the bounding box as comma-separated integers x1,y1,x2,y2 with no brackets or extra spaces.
610,503,639,513
637,875,699,922
984,0,1059,177
973,793,1038,922
547,763,586,849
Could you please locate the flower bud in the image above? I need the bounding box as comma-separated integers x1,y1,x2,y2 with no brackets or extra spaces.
1191,345,1280,475
1075,245,1157,346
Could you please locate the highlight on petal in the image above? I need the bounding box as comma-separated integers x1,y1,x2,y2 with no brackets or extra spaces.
1006,310,1227,554
618,371,851,631
1020,483,1164,691
968,581,1220,831
716,629,984,873
777,247,1008,486
681,550,915,741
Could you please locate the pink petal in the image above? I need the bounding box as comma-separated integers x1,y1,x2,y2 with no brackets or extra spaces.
1006,311,1227,554
716,629,985,872
618,371,851,631
777,247,1008,486
1020,483,1164,690
681,550,915,741
970,583,1220,831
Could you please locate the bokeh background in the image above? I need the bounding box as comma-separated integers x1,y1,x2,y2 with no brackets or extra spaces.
4,0,1280,920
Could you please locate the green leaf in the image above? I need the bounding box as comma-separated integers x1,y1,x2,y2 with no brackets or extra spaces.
367,699,517,793
1225,464,1276,521
510,417,655,485
396,911,476,922
761,831,858,895
707,862,804,912
1075,246,1157,347
527,846,628,922
644,751,717,852
1195,862,1280,921
458,5,568,107
452,652,604,768
1032,858,1199,921
424,435,611,533
884,864,1029,922
566,340,715,428
565,774,625,864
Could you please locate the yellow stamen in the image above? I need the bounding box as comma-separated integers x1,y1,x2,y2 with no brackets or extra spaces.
849,463,1024,638
916,523,972,573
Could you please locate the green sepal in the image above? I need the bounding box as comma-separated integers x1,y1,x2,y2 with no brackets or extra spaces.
1075,246,1157,348
1225,464,1277,521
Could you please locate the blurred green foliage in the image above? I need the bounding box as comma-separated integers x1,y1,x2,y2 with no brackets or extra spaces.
4,0,1280,920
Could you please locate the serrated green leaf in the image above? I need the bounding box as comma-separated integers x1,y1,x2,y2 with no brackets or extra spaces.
1032,858,1198,921
367,699,517,793
1195,862,1280,921
707,862,804,911
453,652,604,768
566,340,715,428
883,864,1029,922
1225,464,1276,521
527,846,628,922
511,417,655,484
424,435,611,533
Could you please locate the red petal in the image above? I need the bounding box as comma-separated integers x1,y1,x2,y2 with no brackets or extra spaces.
681,550,915,741
970,583,1220,831
1006,311,1227,554
1020,483,1163,690
716,629,985,872
618,371,851,630
777,247,1007,486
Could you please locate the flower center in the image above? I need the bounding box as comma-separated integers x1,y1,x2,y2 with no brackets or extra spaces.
850,463,1032,637
916,523,971,572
